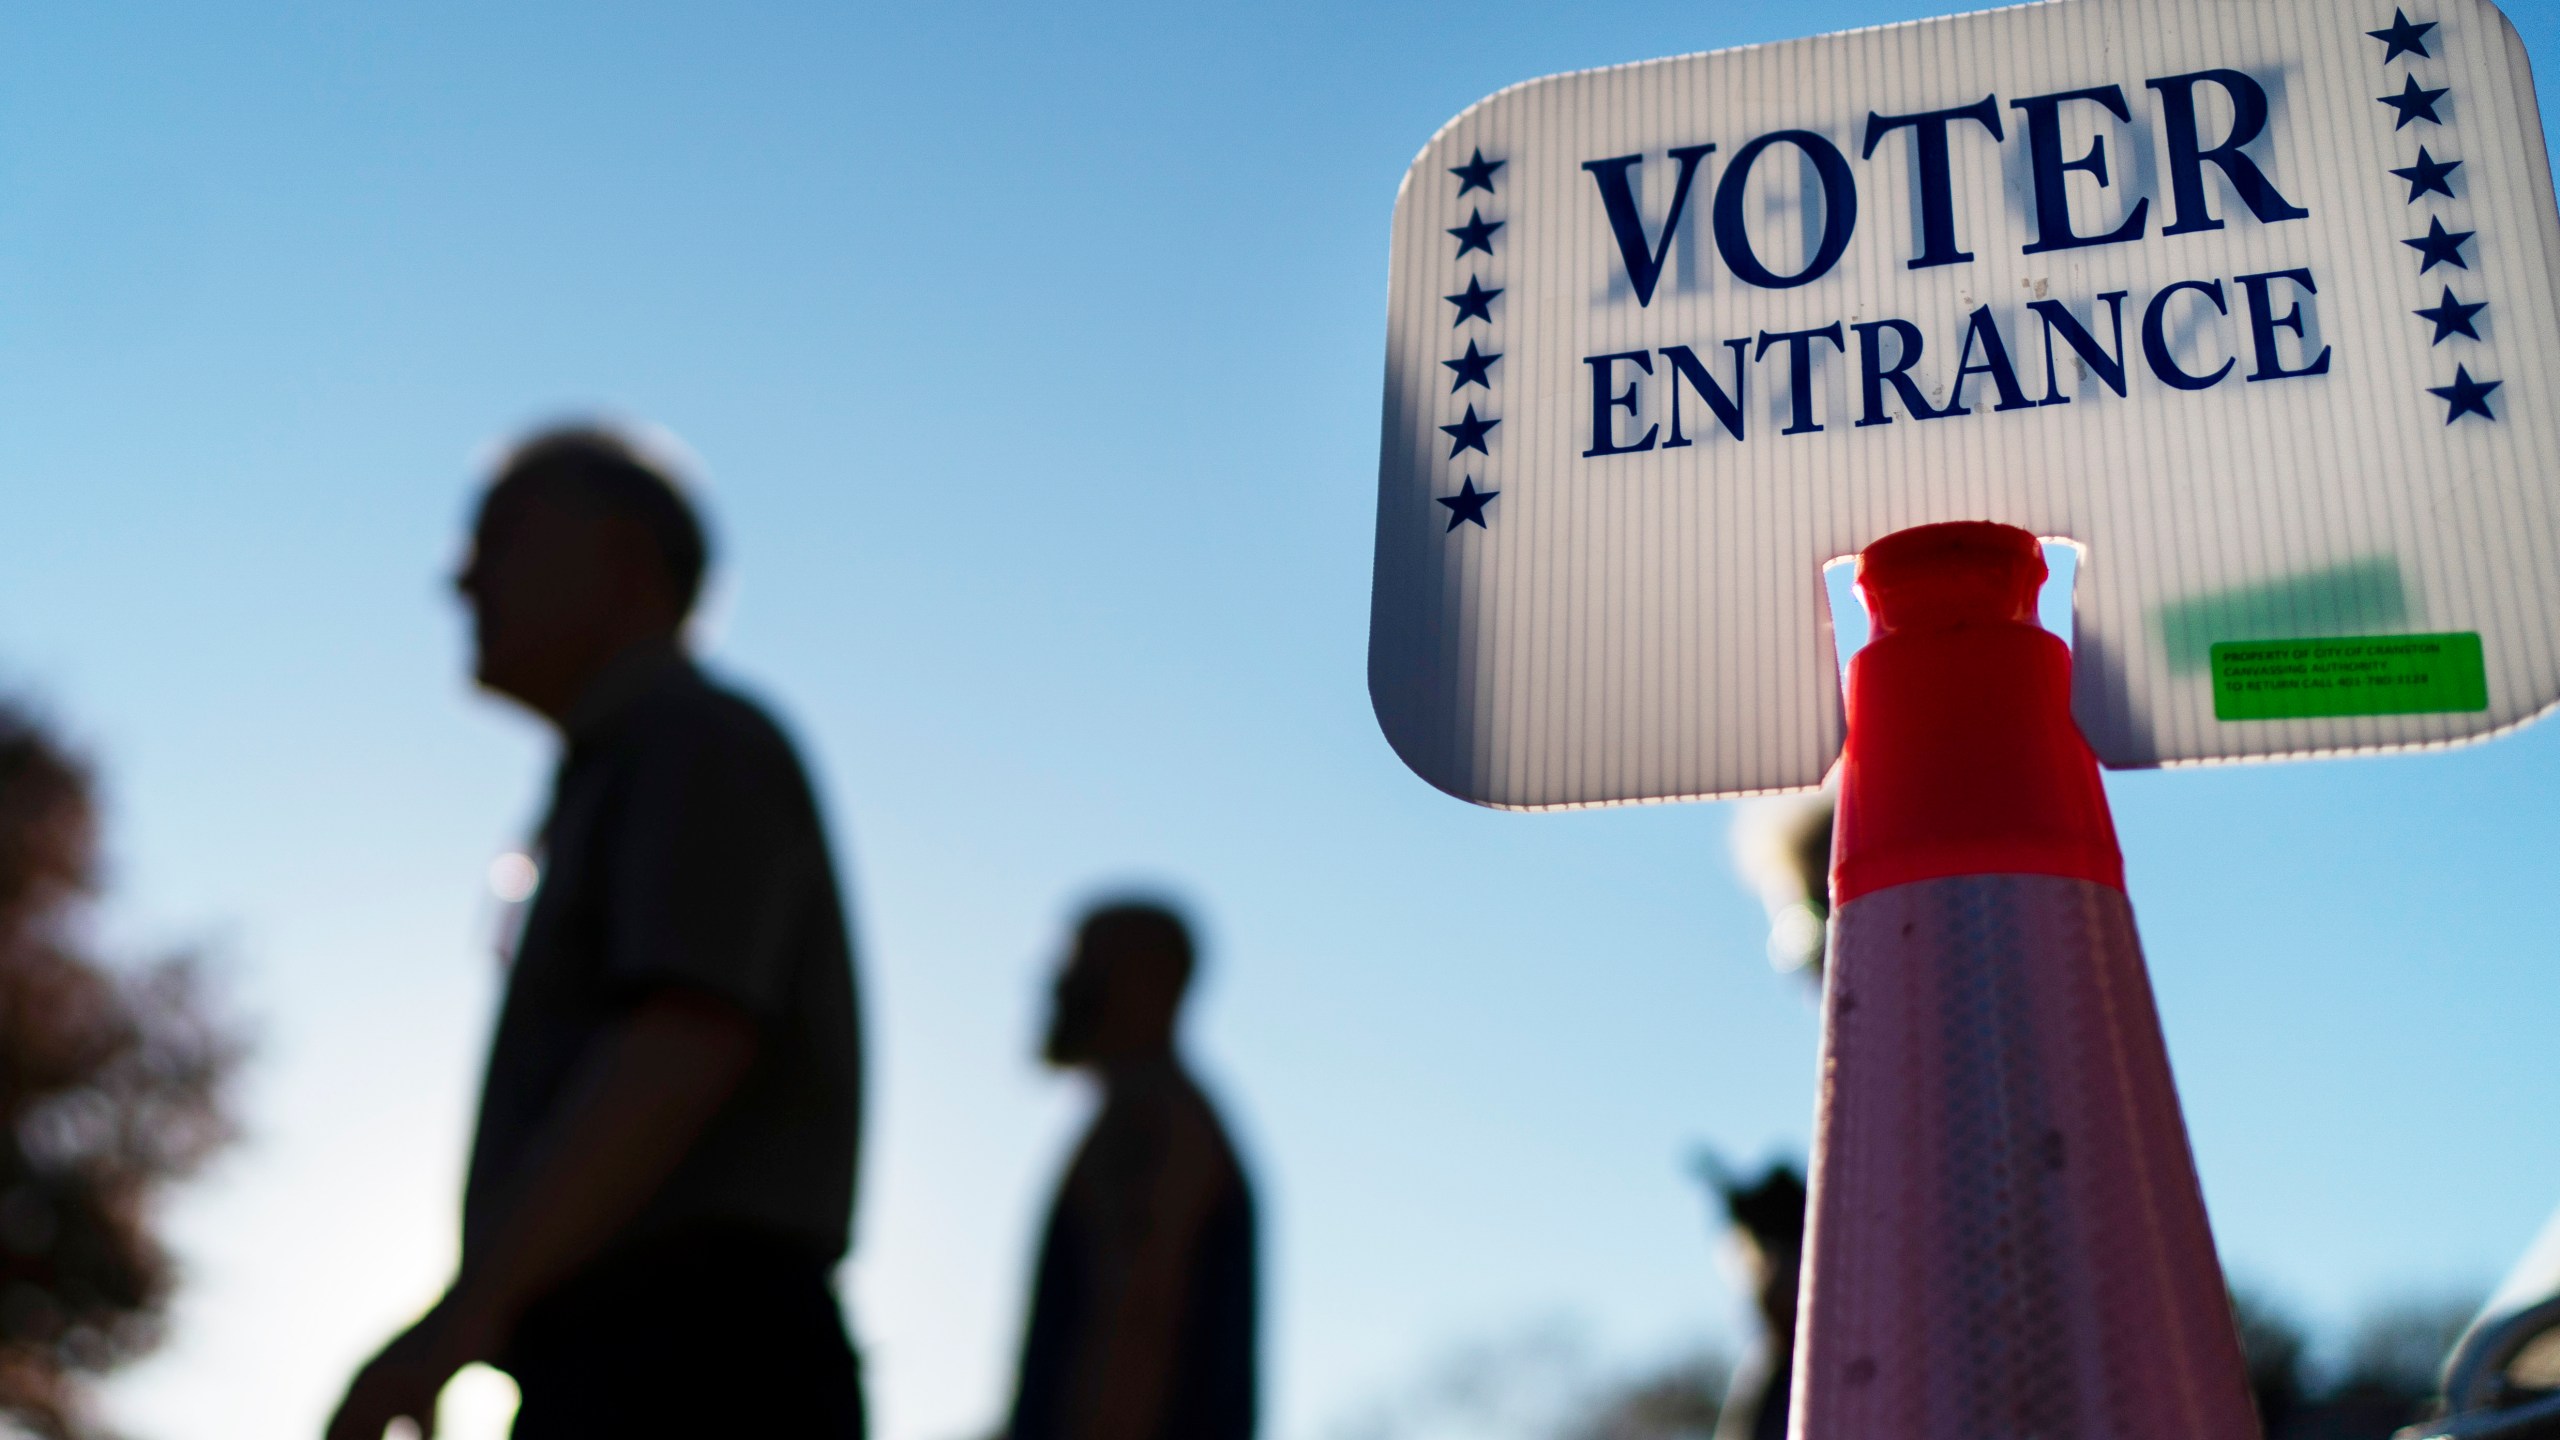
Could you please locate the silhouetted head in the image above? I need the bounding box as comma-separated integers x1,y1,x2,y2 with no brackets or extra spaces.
1695,1154,1810,1339
1731,790,1836,983
1043,901,1197,1071
453,425,710,723
1721,1165,1808,1258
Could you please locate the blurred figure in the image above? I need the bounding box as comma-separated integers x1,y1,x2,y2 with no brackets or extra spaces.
1006,901,1257,1440
328,426,866,1439
2422,1205,2560,1440
1728,788,1835,984
1692,1156,1806,1440
0,704,237,1440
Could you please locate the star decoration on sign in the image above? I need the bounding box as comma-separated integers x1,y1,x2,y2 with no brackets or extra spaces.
2378,74,2450,128
2390,147,2462,202
1448,148,1505,197
1443,339,1502,391
1447,208,1505,259
2405,216,2474,272
1440,404,1501,457
1437,477,1498,531
2414,287,2487,343
2427,365,2501,423
2367,10,2438,63
1444,275,1502,326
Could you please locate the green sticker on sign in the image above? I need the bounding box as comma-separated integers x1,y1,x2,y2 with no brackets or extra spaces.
2210,633,2489,721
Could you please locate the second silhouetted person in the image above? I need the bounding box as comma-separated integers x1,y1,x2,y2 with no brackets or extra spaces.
1005,901,1257,1440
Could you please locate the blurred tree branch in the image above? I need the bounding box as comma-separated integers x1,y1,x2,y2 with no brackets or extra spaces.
0,703,240,1440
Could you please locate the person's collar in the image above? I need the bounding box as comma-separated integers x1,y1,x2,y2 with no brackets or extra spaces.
560,637,689,742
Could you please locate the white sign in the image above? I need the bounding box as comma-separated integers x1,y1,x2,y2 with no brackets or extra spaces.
1368,0,2560,808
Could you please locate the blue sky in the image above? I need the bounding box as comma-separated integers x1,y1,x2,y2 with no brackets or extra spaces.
0,2,2555,1437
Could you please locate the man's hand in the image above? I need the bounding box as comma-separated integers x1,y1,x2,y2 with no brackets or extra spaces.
325,1294,507,1440
324,990,757,1439
324,1314,453,1440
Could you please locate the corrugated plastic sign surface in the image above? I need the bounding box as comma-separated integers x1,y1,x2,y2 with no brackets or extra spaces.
1369,0,2560,808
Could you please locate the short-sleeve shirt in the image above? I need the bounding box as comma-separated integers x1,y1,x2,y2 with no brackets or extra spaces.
463,647,863,1262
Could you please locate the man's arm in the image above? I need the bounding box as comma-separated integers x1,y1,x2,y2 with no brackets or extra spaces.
324,989,757,1440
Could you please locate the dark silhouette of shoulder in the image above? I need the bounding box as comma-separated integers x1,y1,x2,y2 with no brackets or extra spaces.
613,664,821,794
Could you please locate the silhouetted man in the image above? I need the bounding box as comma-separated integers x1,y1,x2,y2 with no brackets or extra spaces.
328,426,865,1439
1006,902,1257,1440
1697,1159,1806,1440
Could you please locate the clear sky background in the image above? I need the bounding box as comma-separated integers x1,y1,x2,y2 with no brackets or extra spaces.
0,2,2555,1438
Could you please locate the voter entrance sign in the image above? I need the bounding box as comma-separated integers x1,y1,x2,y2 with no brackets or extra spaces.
1367,0,2560,807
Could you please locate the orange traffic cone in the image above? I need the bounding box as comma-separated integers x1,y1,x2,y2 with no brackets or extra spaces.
1793,523,2257,1440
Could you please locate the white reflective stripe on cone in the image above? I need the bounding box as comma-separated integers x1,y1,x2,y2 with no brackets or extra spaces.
1794,874,2256,1440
